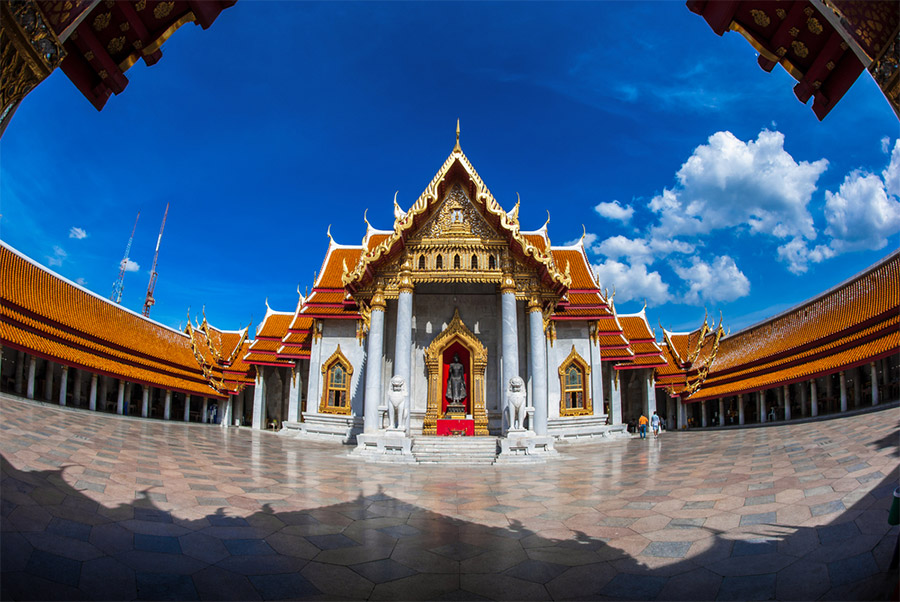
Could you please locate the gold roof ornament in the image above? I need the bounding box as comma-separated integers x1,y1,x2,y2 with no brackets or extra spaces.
454,118,461,152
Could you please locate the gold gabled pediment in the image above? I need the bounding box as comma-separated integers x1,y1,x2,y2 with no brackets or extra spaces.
410,183,503,243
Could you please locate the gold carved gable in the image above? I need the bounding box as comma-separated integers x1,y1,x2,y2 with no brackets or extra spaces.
411,183,502,242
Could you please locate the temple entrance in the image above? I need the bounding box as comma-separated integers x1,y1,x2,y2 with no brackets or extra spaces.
423,310,489,435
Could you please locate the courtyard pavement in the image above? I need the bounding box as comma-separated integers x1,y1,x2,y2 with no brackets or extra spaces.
1,393,898,601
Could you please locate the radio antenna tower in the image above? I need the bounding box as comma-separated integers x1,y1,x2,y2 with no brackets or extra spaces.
110,211,140,303
142,203,169,317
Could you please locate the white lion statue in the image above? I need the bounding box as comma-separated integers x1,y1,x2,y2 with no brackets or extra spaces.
387,375,408,431
506,376,527,431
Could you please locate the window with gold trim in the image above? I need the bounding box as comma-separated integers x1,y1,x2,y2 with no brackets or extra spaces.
471,254,478,269
436,255,443,270
418,255,426,270
558,345,592,416
319,345,353,415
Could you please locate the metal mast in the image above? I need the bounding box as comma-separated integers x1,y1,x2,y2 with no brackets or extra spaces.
142,203,169,317
110,211,140,303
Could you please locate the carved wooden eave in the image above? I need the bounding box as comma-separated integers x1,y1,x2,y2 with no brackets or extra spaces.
341,140,572,300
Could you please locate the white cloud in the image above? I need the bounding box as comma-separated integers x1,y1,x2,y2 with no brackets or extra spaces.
47,246,67,267
563,232,598,247
594,235,694,265
648,130,827,242
121,258,140,272
591,259,670,306
672,255,750,305
822,170,900,253
69,227,88,240
881,136,892,155
75,277,87,286
594,200,634,223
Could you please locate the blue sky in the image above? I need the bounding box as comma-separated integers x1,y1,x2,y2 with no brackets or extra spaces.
2,1,898,338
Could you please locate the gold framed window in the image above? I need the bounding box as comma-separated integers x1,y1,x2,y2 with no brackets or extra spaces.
558,345,592,416
319,345,353,415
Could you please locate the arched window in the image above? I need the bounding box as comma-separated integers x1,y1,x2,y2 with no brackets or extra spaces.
436,255,443,270
488,254,496,270
558,346,592,416
471,254,478,269
454,254,461,269
418,255,426,270
319,346,353,415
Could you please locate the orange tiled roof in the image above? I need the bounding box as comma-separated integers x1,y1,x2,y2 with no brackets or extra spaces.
0,242,226,398
551,248,599,291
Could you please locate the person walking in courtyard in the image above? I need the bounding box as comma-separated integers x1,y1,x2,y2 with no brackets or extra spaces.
638,413,649,439
650,411,660,438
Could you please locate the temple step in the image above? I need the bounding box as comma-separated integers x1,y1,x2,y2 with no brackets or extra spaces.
411,436,498,464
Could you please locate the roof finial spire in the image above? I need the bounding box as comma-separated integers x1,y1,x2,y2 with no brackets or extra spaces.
454,118,461,152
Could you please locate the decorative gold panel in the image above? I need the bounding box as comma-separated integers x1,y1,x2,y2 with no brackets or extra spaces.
558,345,592,417
319,345,353,415
422,310,489,435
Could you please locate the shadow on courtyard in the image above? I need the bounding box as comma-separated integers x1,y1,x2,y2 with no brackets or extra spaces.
2,453,898,602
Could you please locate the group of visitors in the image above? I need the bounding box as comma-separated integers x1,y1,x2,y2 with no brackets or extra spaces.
629,411,664,439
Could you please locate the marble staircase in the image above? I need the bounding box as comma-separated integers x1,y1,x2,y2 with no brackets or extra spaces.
411,436,498,464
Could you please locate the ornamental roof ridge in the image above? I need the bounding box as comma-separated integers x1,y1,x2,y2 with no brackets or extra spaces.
0,239,191,339
341,136,571,291
314,232,363,291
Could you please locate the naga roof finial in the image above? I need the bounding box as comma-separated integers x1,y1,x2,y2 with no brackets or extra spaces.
454,118,461,152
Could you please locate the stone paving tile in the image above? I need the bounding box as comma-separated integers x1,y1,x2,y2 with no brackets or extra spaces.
2,395,898,601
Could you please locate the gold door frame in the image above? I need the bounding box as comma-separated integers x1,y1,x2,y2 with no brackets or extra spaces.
422,309,488,435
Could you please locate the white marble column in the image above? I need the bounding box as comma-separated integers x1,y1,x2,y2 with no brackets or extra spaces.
44,361,55,401
783,385,791,421
164,390,172,420
116,381,126,415
89,373,98,411
184,394,192,422
645,372,656,417
588,326,604,419
700,401,707,427
811,379,819,417
221,394,233,428
676,398,685,429
235,389,246,426
527,300,548,435
610,370,623,425
758,390,766,423
58,366,68,406
738,393,745,425
252,369,265,429
870,362,879,405
201,397,209,423
141,386,150,418
393,273,414,433
719,398,725,426
363,290,386,433
26,355,36,399
839,371,847,412
287,363,303,423
500,274,519,432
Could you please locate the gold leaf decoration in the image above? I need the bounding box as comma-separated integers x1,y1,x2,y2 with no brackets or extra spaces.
120,22,130,32
135,0,146,10
107,35,125,54
92,11,111,31
750,9,770,28
84,50,94,61
776,46,787,57
789,27,799,38
826,61,835,71
98,69,108,79
807,17,823,35
791,41,809,58
153,1,174,19
776,8,786,19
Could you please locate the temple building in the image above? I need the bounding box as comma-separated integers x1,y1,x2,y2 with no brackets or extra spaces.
1,133,897,460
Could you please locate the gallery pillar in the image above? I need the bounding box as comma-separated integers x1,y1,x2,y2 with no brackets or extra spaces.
718,398,725,426
14,350,24,395
26,355,36,399
645,372,656,417
527,298,547,435
810,379,819,417
221,394,233,428
89,373,98,411
393,267,414,432
700,401,707,427
252,369,265,429
800,382,808,417
588,324,604,419
116,380,126,415
164,390,172,420
839,371,847,412
141,385,150,418
58,366,68,407
73,368,83,406
363,290,386,433
610,372,622,426
500,264,519,430
870,362,879,405
738,394,745,425
201,397,209,423
758,390,766,423
783,385,791,421
288,363,303,423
